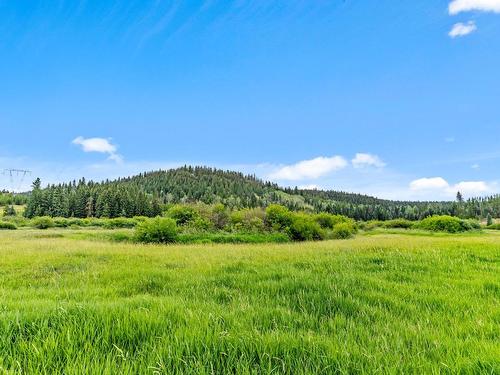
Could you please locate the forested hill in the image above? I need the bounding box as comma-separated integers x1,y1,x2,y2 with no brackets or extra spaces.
22,166,500,220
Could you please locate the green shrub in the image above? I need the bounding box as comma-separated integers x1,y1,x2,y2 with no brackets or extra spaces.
486,214,493,226
314,213,350,229
363,220,384,231
53,218,71,228
0,221,17,230
211,203,229,230
383,219,415,229
103,217,137,229
460,219,481,231
418,215,478,233
331,222,356,239
1,216,29,227
265,205,293,231
3,205,17,217
31,216,55,230
231,208,266,232
287,214,325,241
135,217,178,244
167,205,199,226
486,223,500,230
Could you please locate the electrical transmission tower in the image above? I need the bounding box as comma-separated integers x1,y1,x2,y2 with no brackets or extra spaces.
1,169,32,193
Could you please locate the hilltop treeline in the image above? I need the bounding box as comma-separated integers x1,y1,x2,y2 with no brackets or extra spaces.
17,166,500,220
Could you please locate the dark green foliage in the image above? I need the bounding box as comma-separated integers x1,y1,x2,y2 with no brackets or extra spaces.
31,216,55,230
486,223,500,230
3,205,17,217
20,167,500,221
135,217,178,244
167,205,199,225
486,214,493,226
0,221,17,230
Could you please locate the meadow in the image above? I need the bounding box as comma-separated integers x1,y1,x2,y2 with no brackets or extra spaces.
0,229,498,374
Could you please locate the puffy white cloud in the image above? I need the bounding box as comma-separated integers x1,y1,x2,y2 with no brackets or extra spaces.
410,177,450,191
352,153,386,168
268,156,348,181
410,176,493,197
72,137,123,163
454,180,490,193
448,21,477,37
449,0,500,15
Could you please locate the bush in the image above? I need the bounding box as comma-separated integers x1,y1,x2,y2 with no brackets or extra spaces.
265,205,293,231
0,221,17,230
31,216,55,230
418,215,479,233
1,216,29,227
3,205,17,217
460,219,481,231
211,204,230,230
135,217,178,244
314,213,350,229
103,217,138,229
331,222,356,239
363,220,384,231
231,208,266,232
167,205,199,226
287,214,325,241
486,223,500,230
383,219,415,229
53,218,71,228
486,214,493,226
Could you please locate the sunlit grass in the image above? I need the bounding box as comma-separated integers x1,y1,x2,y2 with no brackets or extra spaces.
0,230,499,373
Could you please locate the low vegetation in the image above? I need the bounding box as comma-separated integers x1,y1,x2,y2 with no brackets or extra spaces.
418,215,481,233
0,203,489,244
0,229,498,373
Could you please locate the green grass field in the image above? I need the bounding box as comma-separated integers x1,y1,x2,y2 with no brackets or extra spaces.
0,229,499,374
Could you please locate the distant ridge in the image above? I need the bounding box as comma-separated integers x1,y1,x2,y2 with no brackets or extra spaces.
23,166,500,220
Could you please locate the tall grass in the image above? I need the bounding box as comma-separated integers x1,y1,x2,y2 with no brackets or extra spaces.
0,230,498,373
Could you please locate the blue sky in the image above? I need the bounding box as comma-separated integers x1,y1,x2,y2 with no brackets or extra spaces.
1,0,499,200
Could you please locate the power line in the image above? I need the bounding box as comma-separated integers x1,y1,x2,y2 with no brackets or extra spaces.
1,169,32,192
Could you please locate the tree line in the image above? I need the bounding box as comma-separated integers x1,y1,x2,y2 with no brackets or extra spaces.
13,166,500,220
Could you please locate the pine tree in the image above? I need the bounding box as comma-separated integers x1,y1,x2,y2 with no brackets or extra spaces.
486,213,493,226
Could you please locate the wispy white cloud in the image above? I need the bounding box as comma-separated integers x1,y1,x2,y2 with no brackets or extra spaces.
352,153,386,169
268,156,348,181
72,137,123,163
449,21,477,37
449,0,500,15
